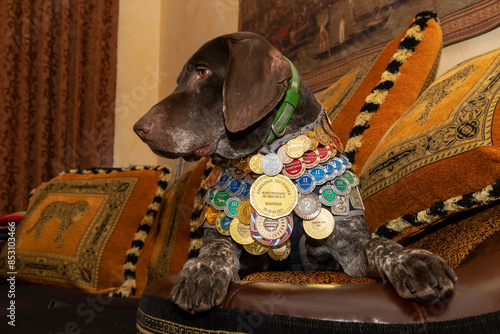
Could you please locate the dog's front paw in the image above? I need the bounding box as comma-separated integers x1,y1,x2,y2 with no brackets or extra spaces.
171,257,234,314
383,249,458,304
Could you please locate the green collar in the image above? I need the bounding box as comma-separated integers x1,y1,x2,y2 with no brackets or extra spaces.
265,56,300,144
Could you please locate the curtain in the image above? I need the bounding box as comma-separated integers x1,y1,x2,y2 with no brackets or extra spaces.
0,0,119,216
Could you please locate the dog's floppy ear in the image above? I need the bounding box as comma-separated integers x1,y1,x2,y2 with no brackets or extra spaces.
222,32,292,133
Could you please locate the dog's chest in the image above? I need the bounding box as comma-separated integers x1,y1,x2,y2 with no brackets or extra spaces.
199,113,364,265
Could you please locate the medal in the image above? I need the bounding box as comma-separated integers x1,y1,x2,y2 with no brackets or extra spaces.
250,212,292,247
246,172,260,182
255,214,288,241
224,197,241,218
314,125,330,146
339,155,352,169
282,159,305,179
350,187,365,210
302,150,319,168
319,185,338,206
323,163,336,181
198,205,209,227
205,187,217,204
249,154,264,174
342,170,359,187
244,241,270,255
216,171,231,190
206,206,221,225
277,145,293,164
215,213,232,236
250,174,298,219
237,157,249,170
322,117,335,137
331,177,350,196
219,159,230,168
230,218,254,245
286,138,306,158
310,166,327,185
316,144,332,163
227,178,243,196
260,153,283,176
212,190,230,210
294,193,321,220
231,168,247,180
304,131,319,151
296,173,315,194
295,135,311,152
240,181,252,198
236,199,254,225
303,208,335,240
330,158,346,177
268,239,291,261
206,166,223,188
331,196,349,216
330,133,344,153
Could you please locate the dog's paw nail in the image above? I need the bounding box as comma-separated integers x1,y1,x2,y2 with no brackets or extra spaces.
171,288,179,303
436,276,444,290
211,291,218,307
194,295,202,308
445,266,458,283
405,279,417,294
187,298,194,311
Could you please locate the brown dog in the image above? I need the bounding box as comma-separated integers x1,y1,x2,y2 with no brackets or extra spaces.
134,32,457,314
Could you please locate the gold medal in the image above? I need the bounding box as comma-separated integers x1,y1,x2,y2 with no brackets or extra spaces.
230,218,254,245
237,156,250,170
268,239,291,261
303,208,335,240
295,135,311,152
249,154,264,174
219,159,230,168
206,206,221,225
286,138,306,158
250,175,298,219
215,212,232,236
304,131,319,151
244,241,270,255
198,205,209,227
236,199,254,225
322,118,335,137
277,145,293,164
314,125,331,146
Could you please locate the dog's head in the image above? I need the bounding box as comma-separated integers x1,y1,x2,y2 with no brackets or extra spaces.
134,32,292,161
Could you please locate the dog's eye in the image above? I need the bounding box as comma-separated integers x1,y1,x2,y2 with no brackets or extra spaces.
197,68,209,78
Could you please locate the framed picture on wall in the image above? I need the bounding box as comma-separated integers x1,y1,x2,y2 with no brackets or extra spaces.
239,0,500,91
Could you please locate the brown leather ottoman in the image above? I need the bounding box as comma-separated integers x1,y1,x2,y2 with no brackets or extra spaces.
136,232,500,334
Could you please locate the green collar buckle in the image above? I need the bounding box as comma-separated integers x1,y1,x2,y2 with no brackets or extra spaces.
265,56,300,145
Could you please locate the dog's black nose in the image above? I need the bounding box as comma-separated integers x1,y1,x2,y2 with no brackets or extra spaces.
134,117,153,139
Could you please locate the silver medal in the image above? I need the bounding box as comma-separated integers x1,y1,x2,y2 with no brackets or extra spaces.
294,193,321,220
260,153,283,176
331,196,349,216
350,187,365,210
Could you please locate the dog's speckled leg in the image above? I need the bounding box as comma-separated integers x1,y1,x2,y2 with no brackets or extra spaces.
312,215,457,304
171,228,241,313
365,237,457,304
